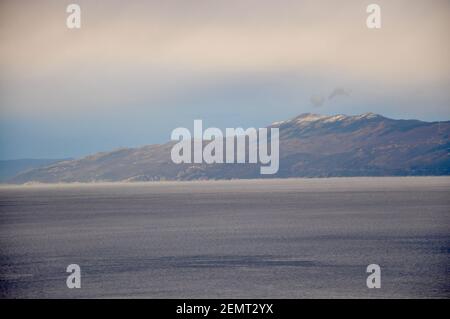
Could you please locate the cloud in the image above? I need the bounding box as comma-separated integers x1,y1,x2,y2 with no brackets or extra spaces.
311,95,326,108
328,88,351,100
0,0,449,159
311,87,351,107
0,1,448,117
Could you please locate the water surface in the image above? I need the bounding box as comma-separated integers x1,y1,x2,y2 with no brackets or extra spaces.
0,177,449,298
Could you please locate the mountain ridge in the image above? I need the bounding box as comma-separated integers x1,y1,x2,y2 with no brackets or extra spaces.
7,112,450,183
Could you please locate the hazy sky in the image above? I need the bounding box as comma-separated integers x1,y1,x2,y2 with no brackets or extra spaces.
1,0,449,159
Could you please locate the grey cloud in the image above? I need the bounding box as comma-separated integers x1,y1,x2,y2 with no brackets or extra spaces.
311,87,350,108
328,88,351,100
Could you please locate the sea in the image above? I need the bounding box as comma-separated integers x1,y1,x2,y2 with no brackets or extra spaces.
0,177,449,298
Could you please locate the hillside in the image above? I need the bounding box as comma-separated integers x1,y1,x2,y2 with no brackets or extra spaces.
8,113,450,183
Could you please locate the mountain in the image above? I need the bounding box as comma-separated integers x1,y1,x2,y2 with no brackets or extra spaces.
0,158,67,182
7,113,450,183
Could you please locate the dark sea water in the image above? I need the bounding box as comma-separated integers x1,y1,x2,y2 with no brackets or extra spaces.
0,177,449,298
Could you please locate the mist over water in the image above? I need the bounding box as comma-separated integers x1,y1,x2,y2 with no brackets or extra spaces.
0,177,449,298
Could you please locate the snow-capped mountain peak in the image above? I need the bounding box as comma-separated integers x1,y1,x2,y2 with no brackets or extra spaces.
273,112,384,127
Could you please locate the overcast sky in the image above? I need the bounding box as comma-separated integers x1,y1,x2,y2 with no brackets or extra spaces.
0,0,449,159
